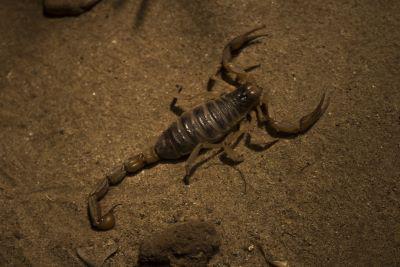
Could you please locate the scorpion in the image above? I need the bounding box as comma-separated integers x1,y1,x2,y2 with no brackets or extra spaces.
88,25,329,230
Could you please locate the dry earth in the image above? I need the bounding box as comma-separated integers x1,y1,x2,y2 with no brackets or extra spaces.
0,0,399,266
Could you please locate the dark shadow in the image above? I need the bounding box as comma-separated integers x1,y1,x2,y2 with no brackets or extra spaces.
169,85,185,116
129,0,241,65
169,98,185,116
244,64,262,73
133,0,150,29
43,0,102,18
219,153,241,167
113,0,128,9
244,135,279,152
175,0,220,38
131,0,220,35
206,71,219,91
263,123,300,139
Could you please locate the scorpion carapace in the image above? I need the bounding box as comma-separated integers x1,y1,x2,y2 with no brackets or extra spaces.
88,25,330,230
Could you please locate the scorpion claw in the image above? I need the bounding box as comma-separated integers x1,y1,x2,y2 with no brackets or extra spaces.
218,25,269,85
265,92,330,135
209,26,268,89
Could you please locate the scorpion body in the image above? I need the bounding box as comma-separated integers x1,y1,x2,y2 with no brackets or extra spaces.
155,86,261,159
88,25,329,230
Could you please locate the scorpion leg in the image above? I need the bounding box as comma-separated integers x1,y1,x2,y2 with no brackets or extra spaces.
184,142,222,185
263,92,330,135
220,126,248,162
244,111,279,151
88,149,159,230
183,126,247,184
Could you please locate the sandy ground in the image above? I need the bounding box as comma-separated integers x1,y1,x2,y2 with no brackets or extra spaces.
0,0,399,266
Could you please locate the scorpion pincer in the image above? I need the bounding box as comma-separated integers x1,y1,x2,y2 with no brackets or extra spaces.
88,25,330,230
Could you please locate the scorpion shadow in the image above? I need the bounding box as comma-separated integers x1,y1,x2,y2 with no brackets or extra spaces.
130,0,219,34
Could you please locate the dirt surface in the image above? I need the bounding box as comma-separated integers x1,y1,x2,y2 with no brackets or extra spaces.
0,0,399,266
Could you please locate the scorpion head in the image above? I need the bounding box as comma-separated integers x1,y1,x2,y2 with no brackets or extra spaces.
234,82,263,110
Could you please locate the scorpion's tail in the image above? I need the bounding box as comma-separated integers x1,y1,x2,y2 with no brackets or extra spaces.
88,147,159,230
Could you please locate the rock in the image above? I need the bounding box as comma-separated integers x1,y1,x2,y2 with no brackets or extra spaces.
43,0,102,17
138,220,220,267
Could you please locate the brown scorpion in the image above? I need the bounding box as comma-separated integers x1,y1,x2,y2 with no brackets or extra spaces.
88,26,329,230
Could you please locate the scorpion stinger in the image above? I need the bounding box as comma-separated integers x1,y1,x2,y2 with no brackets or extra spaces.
88,148,159,230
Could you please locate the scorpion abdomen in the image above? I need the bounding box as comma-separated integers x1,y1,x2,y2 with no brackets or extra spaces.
155,86,259,159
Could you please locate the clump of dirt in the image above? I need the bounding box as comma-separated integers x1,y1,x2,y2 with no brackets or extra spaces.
138,220,220,267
